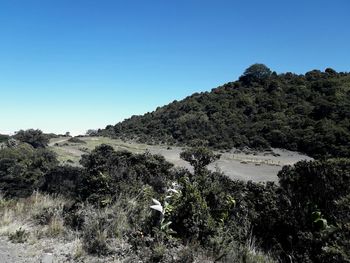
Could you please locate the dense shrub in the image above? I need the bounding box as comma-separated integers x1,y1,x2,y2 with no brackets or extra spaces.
174,152,350,262
228,159,350,262
0,143,58,197
278,159,350,224
79,144,175,204
171,177,216,243
41,165,83,197
275,159,350,262
13,129,49,148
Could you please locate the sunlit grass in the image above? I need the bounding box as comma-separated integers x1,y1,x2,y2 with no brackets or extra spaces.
49,136,150,165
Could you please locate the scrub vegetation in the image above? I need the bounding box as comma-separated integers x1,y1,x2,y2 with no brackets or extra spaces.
0,66,349,262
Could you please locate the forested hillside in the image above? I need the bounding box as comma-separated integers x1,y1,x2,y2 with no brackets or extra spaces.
100,65,350,158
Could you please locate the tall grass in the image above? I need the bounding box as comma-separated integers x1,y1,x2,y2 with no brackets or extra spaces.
0,191,276,262
0,191,67,238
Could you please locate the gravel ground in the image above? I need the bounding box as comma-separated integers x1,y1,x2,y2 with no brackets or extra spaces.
0,237,35,263
50,137,313,183
147,146,312,183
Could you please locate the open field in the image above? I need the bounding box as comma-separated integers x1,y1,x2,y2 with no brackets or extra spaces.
50,137,312,182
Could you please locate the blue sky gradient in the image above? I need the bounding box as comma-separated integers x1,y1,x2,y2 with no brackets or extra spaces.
1,0,349,135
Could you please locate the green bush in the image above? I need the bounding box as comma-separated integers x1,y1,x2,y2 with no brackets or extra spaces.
278,159,350,225
9,228,29,243
79,144,175,203
13,129,49,148
41,165,83,197
0,144,58,197
180,147,220,174
171,177,216,243
274,159,350,262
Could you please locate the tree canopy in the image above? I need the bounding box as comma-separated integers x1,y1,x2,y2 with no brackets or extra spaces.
241,63,272,82
14,129,49,148
99,67,350,159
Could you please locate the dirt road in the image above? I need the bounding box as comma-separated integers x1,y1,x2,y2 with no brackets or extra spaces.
50,137,313,183
48,137,69,147
0,237,35,263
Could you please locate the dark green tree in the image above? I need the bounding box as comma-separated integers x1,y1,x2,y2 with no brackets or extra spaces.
14,129,49,148
180,147,220,174
241,63,272,83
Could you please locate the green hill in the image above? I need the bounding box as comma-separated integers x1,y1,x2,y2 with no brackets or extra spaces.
99,64,350,159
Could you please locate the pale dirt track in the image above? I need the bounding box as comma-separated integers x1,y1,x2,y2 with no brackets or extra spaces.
147,147,312,182
48,137,69,147
0,237,34,263
51,137,313,183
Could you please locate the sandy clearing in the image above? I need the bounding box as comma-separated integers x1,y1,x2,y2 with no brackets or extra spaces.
50,137,313,183
144,146,312,183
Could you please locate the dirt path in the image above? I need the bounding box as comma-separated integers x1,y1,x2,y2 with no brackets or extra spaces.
147,146,312,183
48,137,69,147
0,237,35,263
50,137,313,183
0,236,75,263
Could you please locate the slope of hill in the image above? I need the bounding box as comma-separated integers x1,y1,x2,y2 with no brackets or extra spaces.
99,65,350,159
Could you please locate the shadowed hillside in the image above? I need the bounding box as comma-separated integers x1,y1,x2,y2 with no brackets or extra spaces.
100,65,350,159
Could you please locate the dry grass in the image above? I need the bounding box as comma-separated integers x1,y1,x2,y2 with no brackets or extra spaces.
46,216,65,237
0,191,147,260
72,237,85,259
0,191,276,262
0,192,91,261
0,192,67,238
49,136,151,166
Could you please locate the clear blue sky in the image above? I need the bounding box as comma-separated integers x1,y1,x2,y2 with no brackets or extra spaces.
0,0,349,135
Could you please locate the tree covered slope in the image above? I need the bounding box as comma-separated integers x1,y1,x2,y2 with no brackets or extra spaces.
100,65,350,158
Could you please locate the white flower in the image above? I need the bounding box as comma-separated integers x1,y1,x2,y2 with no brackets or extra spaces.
150,204,163,213
152,198,161,206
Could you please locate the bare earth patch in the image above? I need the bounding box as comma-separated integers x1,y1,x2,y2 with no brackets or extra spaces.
50,137,312,182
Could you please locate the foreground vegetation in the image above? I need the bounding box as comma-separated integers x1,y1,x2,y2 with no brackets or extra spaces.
100,65,350,159
0,131,349,262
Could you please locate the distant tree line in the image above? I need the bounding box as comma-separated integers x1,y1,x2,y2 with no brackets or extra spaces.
99,64,350,159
